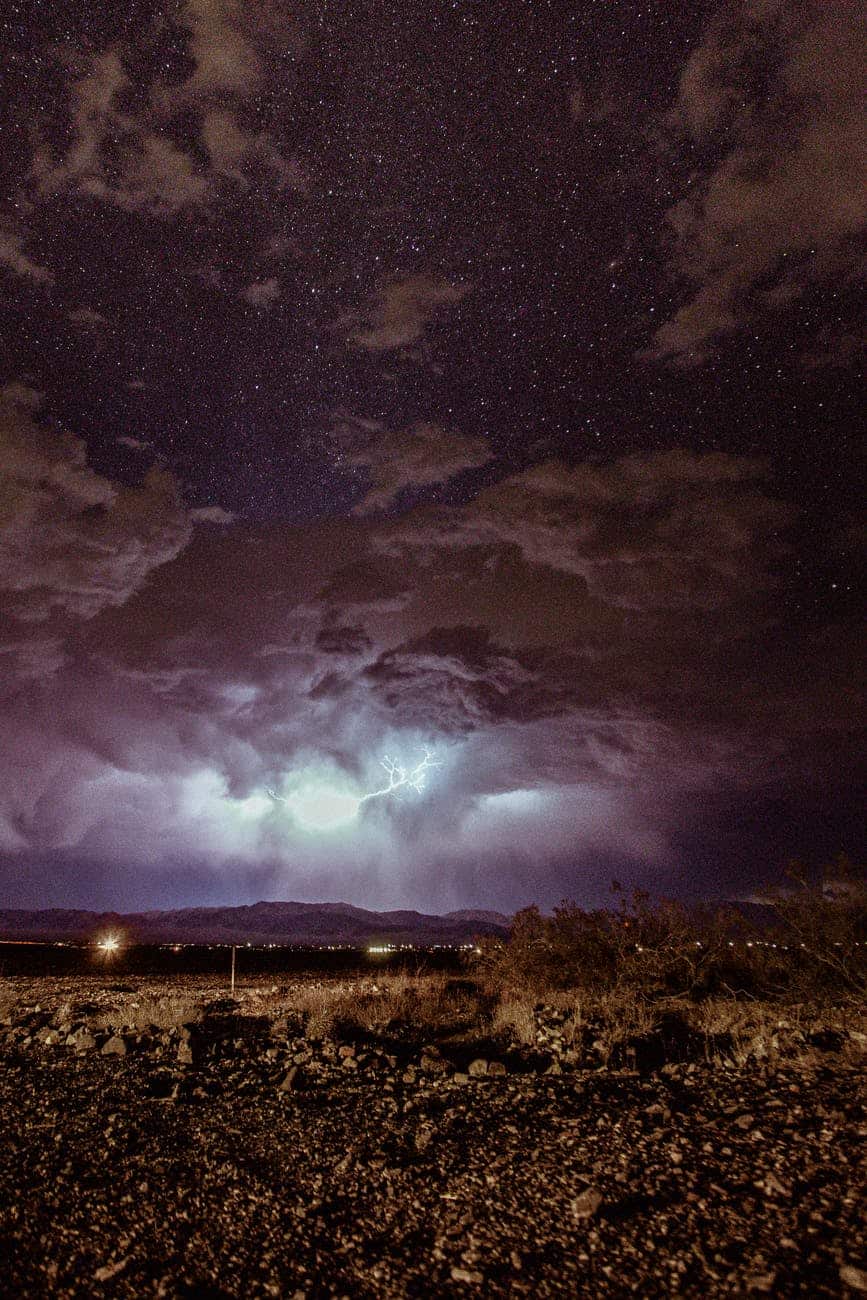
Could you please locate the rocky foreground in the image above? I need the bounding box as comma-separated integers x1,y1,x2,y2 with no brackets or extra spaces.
0,982,865,1298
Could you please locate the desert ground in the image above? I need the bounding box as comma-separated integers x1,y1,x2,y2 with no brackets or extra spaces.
0,972,865,1298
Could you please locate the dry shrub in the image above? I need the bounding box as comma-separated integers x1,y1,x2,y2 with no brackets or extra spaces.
492,996,537,1046
478,857,865,1006
107,992,205,1031
758,855,867,996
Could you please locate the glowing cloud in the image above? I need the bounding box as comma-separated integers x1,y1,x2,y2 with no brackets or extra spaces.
283,783,361,832
267,749,440,832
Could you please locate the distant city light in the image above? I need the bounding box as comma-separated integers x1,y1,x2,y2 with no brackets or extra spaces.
97,934,121,953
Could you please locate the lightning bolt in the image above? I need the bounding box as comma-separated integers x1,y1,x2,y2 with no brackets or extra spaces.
359,750,441,803
265,750,440,817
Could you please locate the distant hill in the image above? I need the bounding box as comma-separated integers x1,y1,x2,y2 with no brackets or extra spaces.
0,900,512,946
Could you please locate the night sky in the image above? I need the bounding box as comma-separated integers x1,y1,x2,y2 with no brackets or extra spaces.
0,0,863,913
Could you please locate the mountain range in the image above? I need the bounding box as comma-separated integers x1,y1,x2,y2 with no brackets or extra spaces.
0,901,512,946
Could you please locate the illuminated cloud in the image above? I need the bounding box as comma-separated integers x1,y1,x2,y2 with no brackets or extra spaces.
26,4,303,219
0,397,191,628
347,274,472,352
330,413,493,514
380,450,790,610
649,0,867,364
0,219,53,284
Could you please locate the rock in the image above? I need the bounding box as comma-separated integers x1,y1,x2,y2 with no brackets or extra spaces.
420,1046,448,1076
487,1060,507,1077
66,1029,96,1052
176,1040,194,1066
468,1059,488,1077
338,1044,356,1059
760,1171,791,1198
93,1256,130,1282
744,1271,776,1292
414,1123,435,1152
451,1266,483,1284
841,1264,867,1292
734,1113,755,1130
571,1186,603,1220
452,1072,470,1085
277,1066,301,1092
101,1035,128,1056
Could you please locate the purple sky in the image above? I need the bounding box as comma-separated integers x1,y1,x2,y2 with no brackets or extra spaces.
0,1,863,911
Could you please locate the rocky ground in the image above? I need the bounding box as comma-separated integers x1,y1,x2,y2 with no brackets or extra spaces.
0,978,865,1298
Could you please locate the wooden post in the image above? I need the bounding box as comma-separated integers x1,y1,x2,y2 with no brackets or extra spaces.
230,945,236,994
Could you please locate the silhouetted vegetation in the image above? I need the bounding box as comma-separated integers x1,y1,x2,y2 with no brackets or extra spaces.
477,855,867,1002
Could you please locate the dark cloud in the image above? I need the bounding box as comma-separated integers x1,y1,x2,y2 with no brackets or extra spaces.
380,450,790,611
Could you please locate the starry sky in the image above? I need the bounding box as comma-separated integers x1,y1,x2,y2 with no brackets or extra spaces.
0,0,863,913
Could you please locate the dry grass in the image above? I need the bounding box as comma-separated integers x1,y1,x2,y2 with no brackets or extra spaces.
0,970,864,1072
491,996,537,1046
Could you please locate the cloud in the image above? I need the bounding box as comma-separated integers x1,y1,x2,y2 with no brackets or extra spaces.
27,4,303,220
68,307,109,329
0,396,191,626
241,277,280,306
0,219,53,284
178,0,262,97
347,273,472,352
330,413,493,514
648,0,867,364
191,505,235,524
380,449,790,611
0,437,856,910
0,382,43,409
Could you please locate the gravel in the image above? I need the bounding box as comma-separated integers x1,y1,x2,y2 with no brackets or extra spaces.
0,992,865,1297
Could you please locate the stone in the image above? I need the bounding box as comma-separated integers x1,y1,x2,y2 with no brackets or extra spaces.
101,1036,127,1056
67,1029,96,1052
176,1040,194,1066
744,1272,776,1293
571,1186,603,1220
420,1047,448,1075
277,1066,301,1091
840,1265,867,1293
468,1059,488,1077
487,1060,507,1076
451,1266,483,1284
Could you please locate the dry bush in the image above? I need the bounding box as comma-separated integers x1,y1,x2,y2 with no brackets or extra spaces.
478,859,865,1007
585,990,660,1065
491,995,537,1046
758,855,867,996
